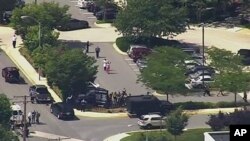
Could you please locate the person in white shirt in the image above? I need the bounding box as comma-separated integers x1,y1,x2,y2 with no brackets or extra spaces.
12,34,17,48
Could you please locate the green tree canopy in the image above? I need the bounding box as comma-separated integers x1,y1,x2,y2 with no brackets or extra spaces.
0,94,12,128
138,47,188,101
207,47,250,104
45,48,98,101
166,107,189,141
11,2,70,30
114,0,188,38
0,125,18,141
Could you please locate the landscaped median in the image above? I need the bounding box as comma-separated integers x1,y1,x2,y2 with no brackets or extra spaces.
104,128,212,141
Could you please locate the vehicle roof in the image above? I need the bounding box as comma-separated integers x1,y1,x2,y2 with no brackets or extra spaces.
126,95,159,102
3,67,19,71
141,114,162,118
32,85,47,88
130,45,148,49
197,75,212,79
11,104,22,111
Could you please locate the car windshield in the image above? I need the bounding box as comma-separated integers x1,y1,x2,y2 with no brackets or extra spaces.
194,77,201,81
12,110,22,115
10,70,19,77
36,87,48,94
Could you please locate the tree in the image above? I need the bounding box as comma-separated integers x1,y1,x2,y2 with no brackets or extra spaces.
0,0,16,23
207,47,250,105
166,107,189,141
0,94,12,128
138,47,188,101
11,2,70,30
0,125,18,141
45,48,98,101
114,0,188,38
206,111,226,131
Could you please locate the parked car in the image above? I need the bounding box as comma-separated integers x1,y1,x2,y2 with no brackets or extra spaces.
185,75,214,89
238,49,250,65
127,45,152,62
29,85,53,103
2,67,20,83
138,114,166,129
184,60,201,70
86,1,101,13
78,0,92,8
56,18,89,31
50,102,75,120
10,104,23,126
188,70,213,79
136,59,148,70
95,8,118,20
185,65,215,76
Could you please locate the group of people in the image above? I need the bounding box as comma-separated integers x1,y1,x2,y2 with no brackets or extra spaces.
27,110,40,125
103,59,111,74
108,88,129,108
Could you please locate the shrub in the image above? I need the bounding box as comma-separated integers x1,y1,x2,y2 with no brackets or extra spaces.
116,37,131,52
174,101,250,110
207,112,226,131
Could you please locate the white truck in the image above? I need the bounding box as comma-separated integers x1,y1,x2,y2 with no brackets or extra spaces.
10,104,23,127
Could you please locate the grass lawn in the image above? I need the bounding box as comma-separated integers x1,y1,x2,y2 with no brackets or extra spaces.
121,128,212,141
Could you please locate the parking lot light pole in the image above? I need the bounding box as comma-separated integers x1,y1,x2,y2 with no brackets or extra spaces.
21,16,42,80
202,23,205,88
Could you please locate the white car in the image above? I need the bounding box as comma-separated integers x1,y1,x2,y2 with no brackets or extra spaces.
10,104,23,125
185,75,214,89
77,0,91,8
188,70,212,79
184,60,201,70
137,114,166,129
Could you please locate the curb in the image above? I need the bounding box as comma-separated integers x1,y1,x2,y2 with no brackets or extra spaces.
112,43,127,55
103,133,130,141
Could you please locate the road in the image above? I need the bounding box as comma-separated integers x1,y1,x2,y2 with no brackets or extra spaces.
0,50,140,141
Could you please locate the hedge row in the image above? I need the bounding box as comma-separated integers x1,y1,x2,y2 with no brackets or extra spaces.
174,101,250,110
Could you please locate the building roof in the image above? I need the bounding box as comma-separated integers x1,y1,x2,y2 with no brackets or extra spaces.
204,131,229,141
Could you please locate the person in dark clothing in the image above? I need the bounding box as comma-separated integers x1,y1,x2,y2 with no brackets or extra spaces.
36,111,40,124
95,46,100,58
86,41,90,53
203,85,211,96
243,91,248,103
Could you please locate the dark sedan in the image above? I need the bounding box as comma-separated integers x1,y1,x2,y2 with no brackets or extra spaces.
50,102,75,120
56,18,89,31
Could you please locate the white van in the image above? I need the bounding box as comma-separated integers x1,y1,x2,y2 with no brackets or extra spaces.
10,104,23,125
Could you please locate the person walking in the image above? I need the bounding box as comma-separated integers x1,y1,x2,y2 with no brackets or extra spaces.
103,59,107,71
12,34,17,48
27,112,32,125
106,61,111,74
203,85,211,96
31,110,36,124
86,41,90,53
95,46,100,58
35,111,40,124
243,91,248,103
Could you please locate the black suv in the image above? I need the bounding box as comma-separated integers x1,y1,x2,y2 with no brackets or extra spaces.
29,85,53,103
75,87,109,108
2,67,20,83
50,102,75,120
238,49,250,65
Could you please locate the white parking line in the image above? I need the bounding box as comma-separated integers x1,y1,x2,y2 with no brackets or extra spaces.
70,1,78,2
125,58,133,61
133,69,140,72
30,131,84,141
129,64,137,66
